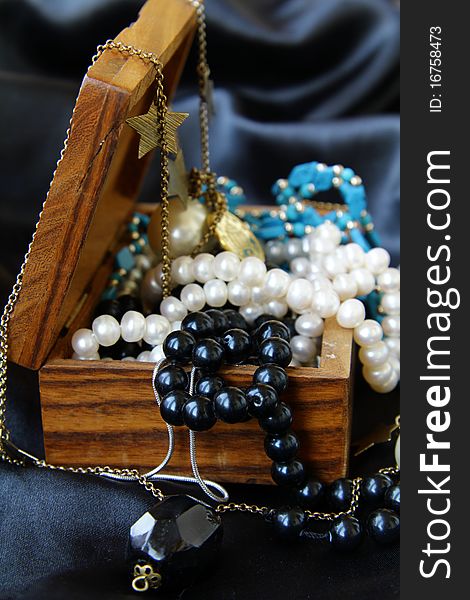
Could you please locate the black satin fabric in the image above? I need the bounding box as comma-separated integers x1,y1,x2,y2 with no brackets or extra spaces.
0,1,399,598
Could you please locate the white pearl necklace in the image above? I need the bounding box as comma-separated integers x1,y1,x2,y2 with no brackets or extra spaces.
72,222,400,394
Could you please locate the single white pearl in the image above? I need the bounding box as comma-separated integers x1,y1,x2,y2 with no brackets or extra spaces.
160,297,188,322
308,236,336,255
137,351,152,362
291,335,317,363
395,435,400,468
144,314,171,345
203,279,228,307
323,253,347,278
92,315,121,347
353,319,383,347
285,238,305,261
150,344,165,362
363,361,394,386
389,355,400,379
385,336,400,359
239,303,264,325
212,251,240,281
333,273,358,301
171,256,194,286
141,269,163,308
263,299,288,319
365,247,390,275
265,240,286,265
381,292,400,315
227,279,251,306
180,283,206,312
336,299,365,328
192,253,215,283
286,278,314,313
251,285,270,305
171,321,182,331
359,341,389,367
344,243,365,270
290,257,311,278
377,267,400,293
308,273,333,292
238,257,267,286
264,268,291,299
295,312,324,338
382,315,400,337
72,328,99,357
311,289,340,318
316,222,342,246
350,268,376,296
121,310,146,343
72,351,100,361
370,368,399,393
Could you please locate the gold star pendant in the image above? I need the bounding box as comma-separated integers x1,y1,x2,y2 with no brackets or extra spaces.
126,104,189,158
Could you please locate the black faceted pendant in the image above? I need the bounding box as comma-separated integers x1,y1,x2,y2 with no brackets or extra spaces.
129,495,223,591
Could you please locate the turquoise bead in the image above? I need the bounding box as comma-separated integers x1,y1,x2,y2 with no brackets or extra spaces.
341,168,355,182
288,162,318,187
300,183,316,198
286,204,299,221
115,247,135,271
350,227,370,251
293,222,305,237
302,206,323,227
366,229,382,248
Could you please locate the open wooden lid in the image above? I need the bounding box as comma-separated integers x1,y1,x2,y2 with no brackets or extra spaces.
8,0,196,370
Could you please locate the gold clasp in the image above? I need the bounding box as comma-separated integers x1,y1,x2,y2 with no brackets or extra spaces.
131,563,162,593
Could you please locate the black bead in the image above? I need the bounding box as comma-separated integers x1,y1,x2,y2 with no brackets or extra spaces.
192,339,225,373
294,478,325,509
254,314,277,328
114,341,141,359
257,320,291,343
181,312,214,339
183,396,217,431
154,365,188,397
213,386,249,423
271,460,306,487
205,309,230,335
385,483,400,513
195,375,225,400
264,431,299,462
367,509,400,544
258,338,292,368
246,384,279,417
160,390,191,426
163,331,195,364
328,478,353,511
362,473,394,503
224,309,249,331
253,363,288,394
222,329,252,364
283,316,297,340
272,507,306,540
329,515,363,551
129,495,223,589
259,402,293,434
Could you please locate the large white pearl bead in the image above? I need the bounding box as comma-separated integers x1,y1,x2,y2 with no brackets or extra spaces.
251,285,270,305
350,268,376,296
359,341,389,367
344,243,365,270
285,238,304,261
336,299,365,328
308,273,333,292
377,267,400,293
149,344,165,362
323,253,347,278
239,303,264,325
370,368,399,393
290,257,311,278
121,310,146,343
365,247,390,275
180,283,206,312
159,297,188,322
308,235,336,255
263,299,288,319
71,328,99,357
238,257,267,287
192,253,215,283
363,361,394,386
171,256,194,286
143,314,171,345
316,222,342,246
311,289,340,318
291,335,317,363
227,279,251,306
265,240,286,265
286,278,314,313
353,319,383,347
333,273,358,301
295,312,324,338
92,315,121,347
264,268,291,299
204,279,228,307
381,292,400,315
382,315,400,337
212,251,240,281
385,336,400,358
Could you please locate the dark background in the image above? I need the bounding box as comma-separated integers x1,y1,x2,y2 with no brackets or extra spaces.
0,1,399,598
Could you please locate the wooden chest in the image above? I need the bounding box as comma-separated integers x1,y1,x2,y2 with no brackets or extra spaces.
7,0,353,484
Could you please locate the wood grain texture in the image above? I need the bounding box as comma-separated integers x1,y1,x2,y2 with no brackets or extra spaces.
40,318,353,484
8,0,196,370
